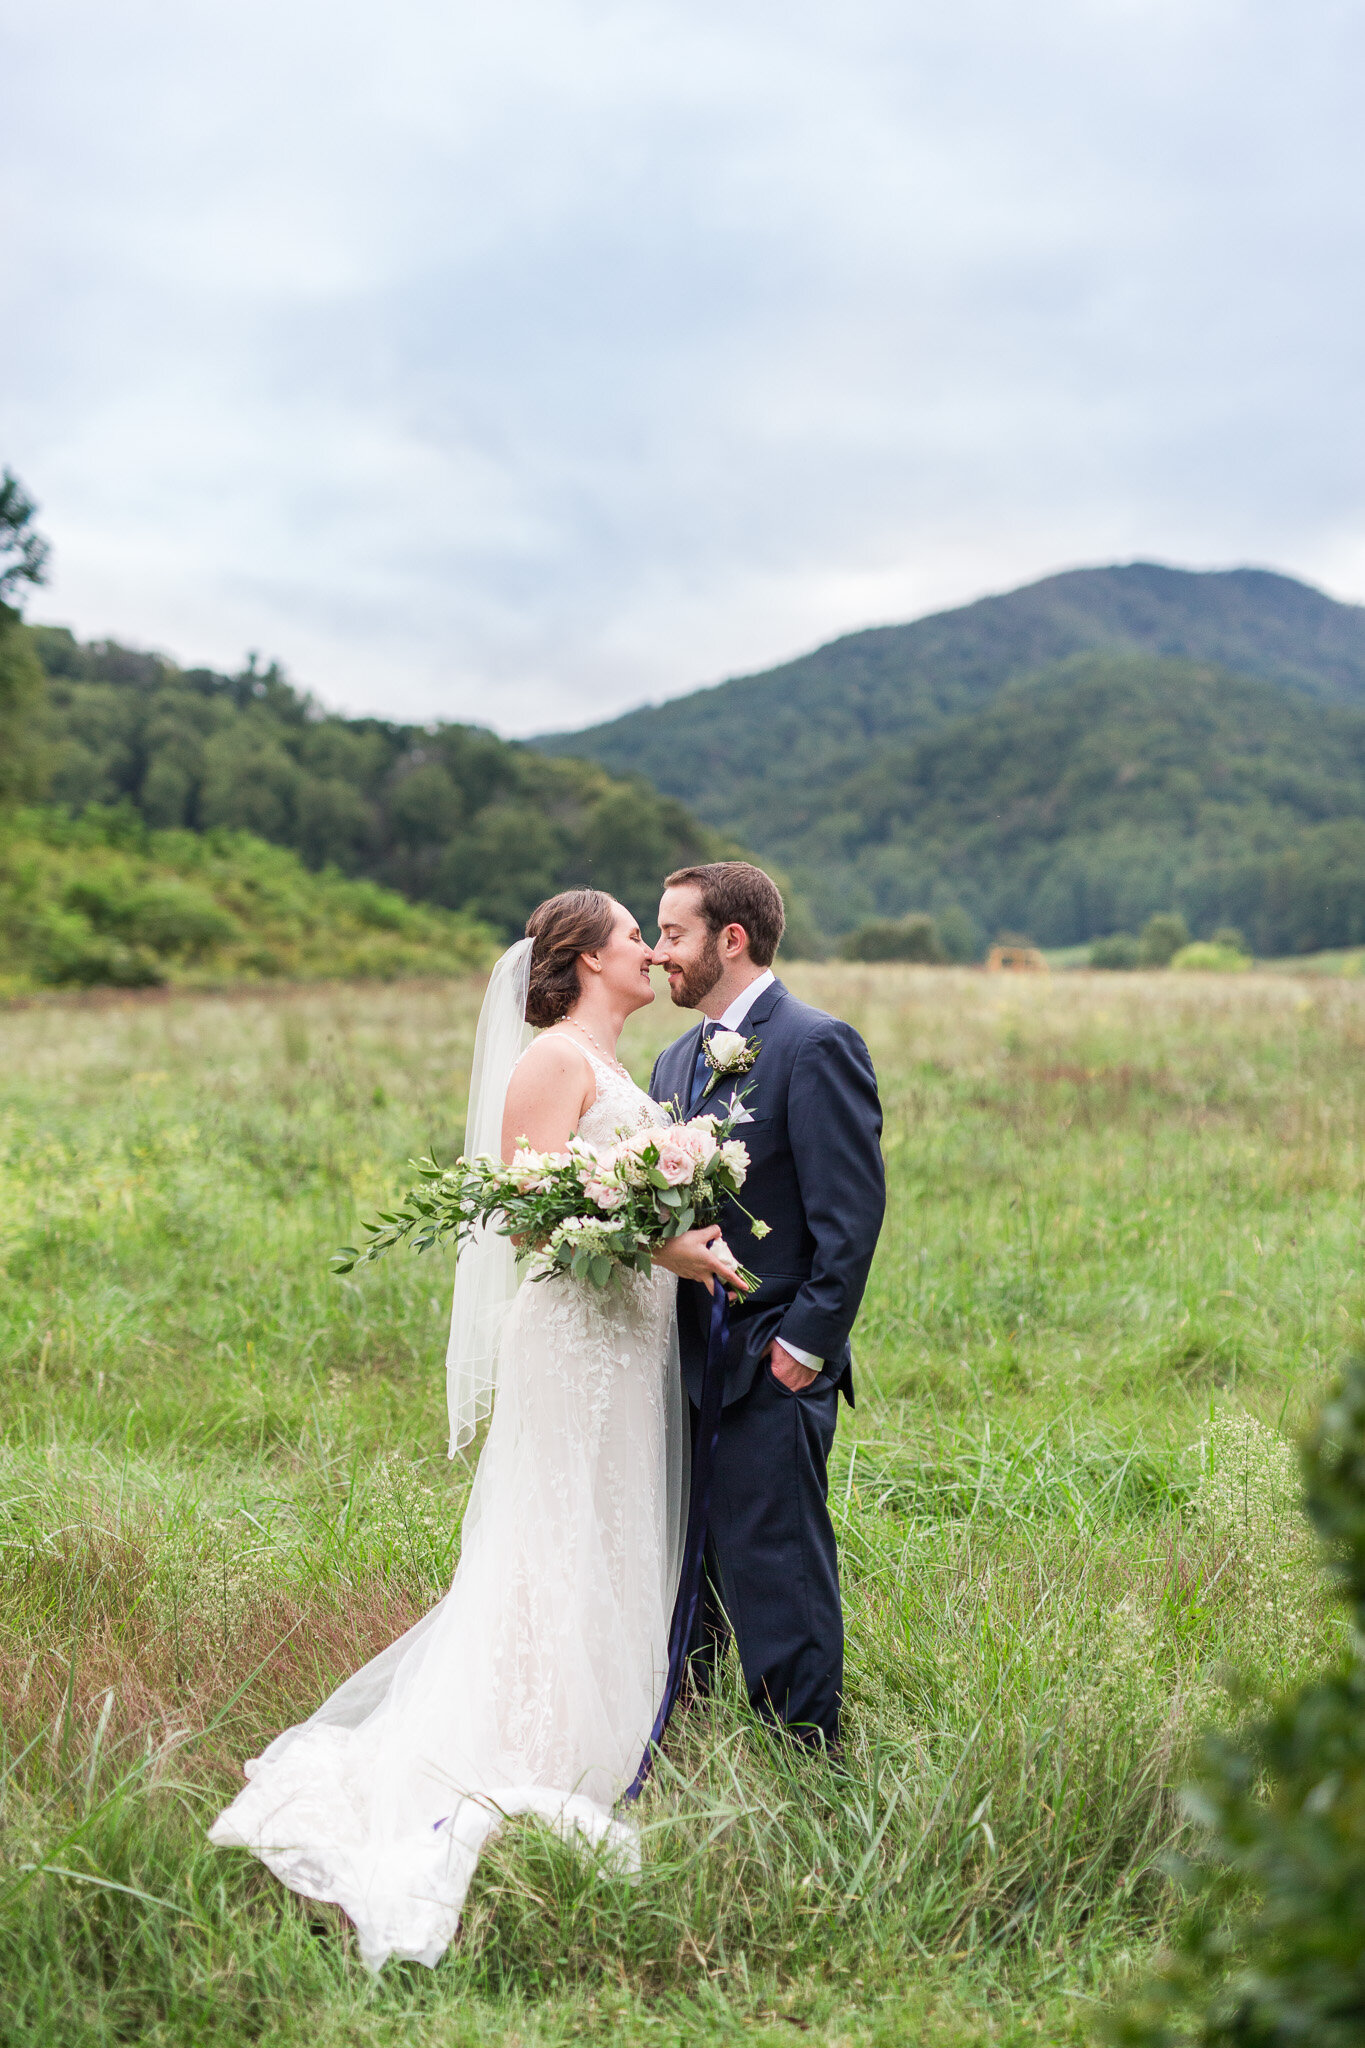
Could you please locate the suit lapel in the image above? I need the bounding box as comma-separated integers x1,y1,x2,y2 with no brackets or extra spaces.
659,980,789,1117
739,978,787,1035
695,978,788,1110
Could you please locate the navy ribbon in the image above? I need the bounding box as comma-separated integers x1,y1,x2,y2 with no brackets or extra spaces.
622,1277,729,1801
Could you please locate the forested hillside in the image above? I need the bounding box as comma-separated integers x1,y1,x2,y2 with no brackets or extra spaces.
30,629,729,939
548,565,1365,946
807,654,1365,952
24,569,1365,959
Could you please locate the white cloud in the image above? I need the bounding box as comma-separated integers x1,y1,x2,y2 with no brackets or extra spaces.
3,0,1363,732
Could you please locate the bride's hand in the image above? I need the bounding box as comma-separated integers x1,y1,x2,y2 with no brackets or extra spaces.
652,1226,752,1297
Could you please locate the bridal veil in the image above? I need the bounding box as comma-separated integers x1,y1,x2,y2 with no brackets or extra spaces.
445,935,532,1454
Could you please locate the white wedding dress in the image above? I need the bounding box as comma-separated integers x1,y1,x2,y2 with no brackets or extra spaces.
210,1045,684,1972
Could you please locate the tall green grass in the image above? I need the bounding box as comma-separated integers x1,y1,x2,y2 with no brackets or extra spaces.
0,967,1357,2044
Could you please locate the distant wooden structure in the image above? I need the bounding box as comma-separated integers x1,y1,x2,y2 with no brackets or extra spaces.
986,944,1049,974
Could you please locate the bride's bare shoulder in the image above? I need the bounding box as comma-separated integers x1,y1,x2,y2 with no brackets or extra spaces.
504,1031,595,1113
502,1031,596,1156
512,1031,594,1086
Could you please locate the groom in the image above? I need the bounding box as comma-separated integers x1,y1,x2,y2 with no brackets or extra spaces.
650,862,885,1751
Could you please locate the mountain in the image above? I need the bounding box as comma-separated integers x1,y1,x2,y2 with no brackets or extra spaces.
545,564,1365,942
811,652,1365,954
28,628,731,941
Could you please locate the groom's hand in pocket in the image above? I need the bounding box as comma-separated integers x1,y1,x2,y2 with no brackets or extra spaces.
768,1339,819,1392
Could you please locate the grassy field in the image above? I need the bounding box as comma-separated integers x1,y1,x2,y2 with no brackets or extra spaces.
0,964,1358,2047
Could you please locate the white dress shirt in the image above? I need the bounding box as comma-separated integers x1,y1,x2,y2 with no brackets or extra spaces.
709,969,822,1374
715,967,774,1032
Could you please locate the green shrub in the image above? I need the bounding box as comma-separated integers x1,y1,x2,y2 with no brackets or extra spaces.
0,809,493,992
1139,913,1192,967
330,877,414,933
33,906,166,987
1112,1364,1365,2046
60,872,237,958
1091,932,1141,970
1170,943,1251,974
841,913,945,963
125,880,242,956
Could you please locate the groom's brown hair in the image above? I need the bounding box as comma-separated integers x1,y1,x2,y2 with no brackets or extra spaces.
663,862,785,967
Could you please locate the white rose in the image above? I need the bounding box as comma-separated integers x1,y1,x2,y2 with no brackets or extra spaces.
708,1030,748,1067
719,1139,750,1185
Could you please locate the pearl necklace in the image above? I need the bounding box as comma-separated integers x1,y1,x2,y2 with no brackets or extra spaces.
555,1015,630,1076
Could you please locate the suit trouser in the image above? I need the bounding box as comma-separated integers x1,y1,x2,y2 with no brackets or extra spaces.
687,1357,843,1747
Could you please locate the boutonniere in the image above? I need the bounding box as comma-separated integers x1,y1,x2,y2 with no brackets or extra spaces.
700,1029,760,1101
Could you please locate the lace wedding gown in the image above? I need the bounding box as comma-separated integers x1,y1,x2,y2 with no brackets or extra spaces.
210,1048,683,1971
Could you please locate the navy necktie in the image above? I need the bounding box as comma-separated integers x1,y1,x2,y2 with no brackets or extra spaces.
688,1022,717,1113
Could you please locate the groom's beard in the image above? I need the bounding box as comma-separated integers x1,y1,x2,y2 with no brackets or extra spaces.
667,935,723,1009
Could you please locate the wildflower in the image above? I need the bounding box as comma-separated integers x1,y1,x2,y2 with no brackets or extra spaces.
1194,1409,1326,1667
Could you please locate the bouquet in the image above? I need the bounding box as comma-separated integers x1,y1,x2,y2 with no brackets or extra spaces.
332,1099,768,1292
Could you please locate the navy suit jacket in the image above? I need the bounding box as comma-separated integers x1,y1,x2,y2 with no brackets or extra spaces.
649,980,886,1410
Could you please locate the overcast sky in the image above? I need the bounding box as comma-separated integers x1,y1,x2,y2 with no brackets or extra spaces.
4,0,1363,734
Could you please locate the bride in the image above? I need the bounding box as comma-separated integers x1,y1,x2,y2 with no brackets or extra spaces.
210,890,741,1971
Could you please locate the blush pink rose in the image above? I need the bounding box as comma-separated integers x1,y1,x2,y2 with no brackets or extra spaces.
654,1139,695,1186
675,1122,718,1166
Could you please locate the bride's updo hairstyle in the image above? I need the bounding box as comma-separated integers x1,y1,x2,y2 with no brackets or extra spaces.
524,889,617,1027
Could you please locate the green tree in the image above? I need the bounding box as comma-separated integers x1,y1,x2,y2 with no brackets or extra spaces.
841,913,945,963
435,804,564,932
1139,912,1191,967
0,628,48,805
198,728,303,839
0,470,52,806
387,761,464,848
0,471,51,606
935,903,982,964
295,777,376,871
